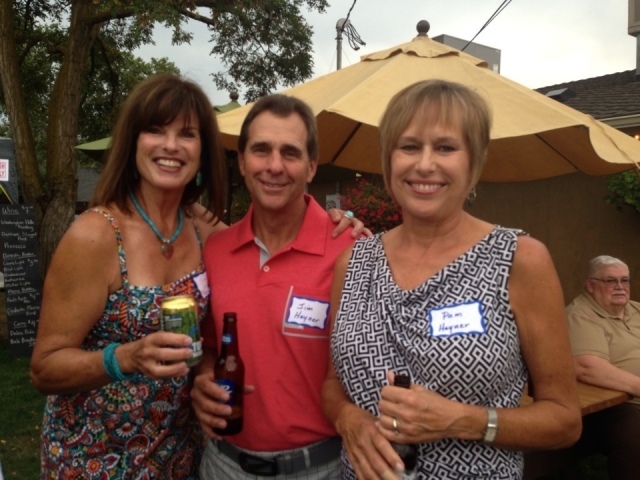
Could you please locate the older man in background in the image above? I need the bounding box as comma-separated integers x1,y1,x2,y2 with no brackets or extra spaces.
566,255,640,480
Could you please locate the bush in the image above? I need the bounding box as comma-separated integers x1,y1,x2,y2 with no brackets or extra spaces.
342,177,402,234
605,170,640,213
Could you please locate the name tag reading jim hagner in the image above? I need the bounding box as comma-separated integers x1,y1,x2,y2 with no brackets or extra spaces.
429,301,486,338
286,296,329,331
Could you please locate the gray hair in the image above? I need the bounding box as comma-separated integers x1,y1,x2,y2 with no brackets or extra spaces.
585,255,628,284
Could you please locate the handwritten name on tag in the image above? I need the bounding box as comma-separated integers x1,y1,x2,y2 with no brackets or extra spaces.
429,301,485,337
194,272,210,299
286,296,329,330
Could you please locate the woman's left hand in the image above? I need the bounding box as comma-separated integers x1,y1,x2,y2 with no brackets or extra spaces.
377,371,481,445
327,208,372,238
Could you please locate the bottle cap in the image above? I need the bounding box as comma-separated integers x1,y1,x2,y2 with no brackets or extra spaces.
394,374,411,388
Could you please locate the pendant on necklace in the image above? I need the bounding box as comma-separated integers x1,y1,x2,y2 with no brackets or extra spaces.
161,242,174,260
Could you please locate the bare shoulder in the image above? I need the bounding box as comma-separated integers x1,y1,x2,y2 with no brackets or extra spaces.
509,234,564,316
190,202,228,242
512,234,556,278
46,208,120,291
57,209,117,256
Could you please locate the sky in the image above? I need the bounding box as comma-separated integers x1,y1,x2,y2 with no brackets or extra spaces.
136,0,638,106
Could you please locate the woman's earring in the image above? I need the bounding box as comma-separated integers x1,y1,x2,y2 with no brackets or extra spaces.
196,171,202,187
133,169,139,180
466,187,477,206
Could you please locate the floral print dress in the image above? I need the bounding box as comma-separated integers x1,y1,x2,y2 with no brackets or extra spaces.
40,209,209,479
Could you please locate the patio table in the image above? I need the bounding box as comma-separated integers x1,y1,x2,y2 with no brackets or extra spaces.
520,381,631,415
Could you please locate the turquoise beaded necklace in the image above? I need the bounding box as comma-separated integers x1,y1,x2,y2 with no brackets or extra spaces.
129,191,183,259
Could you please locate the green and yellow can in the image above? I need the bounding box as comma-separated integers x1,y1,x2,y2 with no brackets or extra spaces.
161,295,202,367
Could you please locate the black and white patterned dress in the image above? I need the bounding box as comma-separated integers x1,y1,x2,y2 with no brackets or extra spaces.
331,227,528,479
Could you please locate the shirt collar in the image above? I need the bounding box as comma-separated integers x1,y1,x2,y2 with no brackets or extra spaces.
228,194,328,257
580,291,635,321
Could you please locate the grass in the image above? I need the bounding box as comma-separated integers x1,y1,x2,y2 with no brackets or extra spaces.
0,341,46,479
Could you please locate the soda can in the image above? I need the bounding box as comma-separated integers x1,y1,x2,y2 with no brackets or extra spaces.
160,295,202,367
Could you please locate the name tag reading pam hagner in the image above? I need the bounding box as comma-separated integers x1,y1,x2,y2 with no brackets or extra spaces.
429,301,486,338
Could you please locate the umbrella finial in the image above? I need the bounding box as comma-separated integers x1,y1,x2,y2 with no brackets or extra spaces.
230,91,239,102
417,20,430,37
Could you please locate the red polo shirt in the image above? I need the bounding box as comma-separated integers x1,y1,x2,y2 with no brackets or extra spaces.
202,195,354,451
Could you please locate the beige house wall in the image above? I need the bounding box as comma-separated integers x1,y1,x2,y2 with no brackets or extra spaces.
310,172,640,304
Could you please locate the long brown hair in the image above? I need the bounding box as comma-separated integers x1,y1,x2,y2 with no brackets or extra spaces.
91,73,226,220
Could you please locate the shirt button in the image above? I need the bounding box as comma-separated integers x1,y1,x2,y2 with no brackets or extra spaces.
263,265,270,272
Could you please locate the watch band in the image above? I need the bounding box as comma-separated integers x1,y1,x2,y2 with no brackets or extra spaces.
483,407,499,444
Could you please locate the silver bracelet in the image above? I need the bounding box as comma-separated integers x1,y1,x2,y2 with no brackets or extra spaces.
483,407,499,444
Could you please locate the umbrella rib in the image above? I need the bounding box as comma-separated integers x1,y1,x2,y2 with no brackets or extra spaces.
331,122,362,164
534,132,581,172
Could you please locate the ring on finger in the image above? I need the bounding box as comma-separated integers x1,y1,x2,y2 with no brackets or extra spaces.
392,417,399,436
344,210,354,219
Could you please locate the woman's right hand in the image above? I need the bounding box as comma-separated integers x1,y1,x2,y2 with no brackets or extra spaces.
119,331,194,379
335,403,403,480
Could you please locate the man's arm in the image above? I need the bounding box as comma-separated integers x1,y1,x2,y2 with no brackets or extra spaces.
574,354,640,396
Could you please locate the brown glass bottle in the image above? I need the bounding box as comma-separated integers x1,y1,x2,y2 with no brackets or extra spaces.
214,312,244,436
391,374,418,479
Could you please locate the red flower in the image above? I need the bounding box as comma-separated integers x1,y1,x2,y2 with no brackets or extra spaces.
344,178,402,233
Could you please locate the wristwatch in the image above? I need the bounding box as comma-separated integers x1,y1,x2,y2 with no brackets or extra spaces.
483,407,499,444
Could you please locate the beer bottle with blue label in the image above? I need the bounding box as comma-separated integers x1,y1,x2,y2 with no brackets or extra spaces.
214,312,244,435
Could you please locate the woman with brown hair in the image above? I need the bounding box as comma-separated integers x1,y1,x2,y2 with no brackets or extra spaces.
30,73,226,478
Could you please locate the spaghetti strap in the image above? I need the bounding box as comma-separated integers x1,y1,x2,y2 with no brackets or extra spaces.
82,208,130,289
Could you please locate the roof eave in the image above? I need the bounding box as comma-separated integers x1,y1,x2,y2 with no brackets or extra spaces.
600,114,640,129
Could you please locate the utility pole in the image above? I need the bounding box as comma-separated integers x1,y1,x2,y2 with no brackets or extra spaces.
336,18,350,70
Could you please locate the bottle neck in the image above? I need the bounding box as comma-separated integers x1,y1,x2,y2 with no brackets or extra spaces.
220,319,239,355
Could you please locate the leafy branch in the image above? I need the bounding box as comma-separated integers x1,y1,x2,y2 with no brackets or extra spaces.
605,169,640,214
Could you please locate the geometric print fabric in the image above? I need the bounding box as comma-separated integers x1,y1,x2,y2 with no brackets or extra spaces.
331,227,528,479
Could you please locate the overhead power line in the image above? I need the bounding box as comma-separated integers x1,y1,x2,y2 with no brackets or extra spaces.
461,0,513,52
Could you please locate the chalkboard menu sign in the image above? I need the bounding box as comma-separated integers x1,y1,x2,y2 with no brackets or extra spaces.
0,204,41,358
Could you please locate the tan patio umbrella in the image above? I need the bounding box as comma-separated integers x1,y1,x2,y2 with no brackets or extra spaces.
216,23,640,182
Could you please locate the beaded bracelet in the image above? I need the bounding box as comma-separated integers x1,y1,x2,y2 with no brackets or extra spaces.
103,343,135,381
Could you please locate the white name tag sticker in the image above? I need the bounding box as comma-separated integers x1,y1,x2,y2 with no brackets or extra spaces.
429,301,486,337
286,296,329,330
194,272,210,299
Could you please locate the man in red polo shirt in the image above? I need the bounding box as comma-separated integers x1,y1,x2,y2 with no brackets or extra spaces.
192,94,357,479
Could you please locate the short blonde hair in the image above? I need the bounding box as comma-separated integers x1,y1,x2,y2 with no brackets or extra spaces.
378,80,492,199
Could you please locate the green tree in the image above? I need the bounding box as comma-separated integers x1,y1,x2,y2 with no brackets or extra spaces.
0,0,327,273
0,49,180,169
77,54,181,148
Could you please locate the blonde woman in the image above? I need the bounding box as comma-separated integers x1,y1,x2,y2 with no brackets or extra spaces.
323,80,581,480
